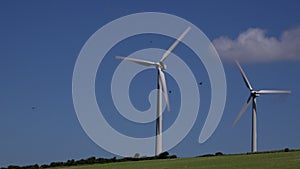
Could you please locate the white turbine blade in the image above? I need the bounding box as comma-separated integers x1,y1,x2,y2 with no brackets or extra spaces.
116,56,156,67
232,95,252,127
160,26,191,62
235,60,253,90
158,68,170,111
257,90,291,94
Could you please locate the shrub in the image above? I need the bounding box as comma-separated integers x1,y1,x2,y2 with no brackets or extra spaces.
200,154,214,157
158,151,169,159
215,152,223,156
7,165,21,169
133,153,140,158
169,155,177,159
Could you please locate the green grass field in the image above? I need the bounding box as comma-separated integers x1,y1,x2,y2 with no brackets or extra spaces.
55,151,300,169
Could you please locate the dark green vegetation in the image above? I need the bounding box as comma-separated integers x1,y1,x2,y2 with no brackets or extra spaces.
2,152,175,169
63,150,300,169
3,150,300,169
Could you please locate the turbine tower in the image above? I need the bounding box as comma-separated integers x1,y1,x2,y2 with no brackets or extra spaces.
116,27,191,156
233,61,291,152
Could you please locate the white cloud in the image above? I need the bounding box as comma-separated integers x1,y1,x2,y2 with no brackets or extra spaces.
212,27,300,63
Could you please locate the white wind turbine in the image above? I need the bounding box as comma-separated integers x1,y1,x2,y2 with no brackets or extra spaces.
116,26,191,156
233,61,291,152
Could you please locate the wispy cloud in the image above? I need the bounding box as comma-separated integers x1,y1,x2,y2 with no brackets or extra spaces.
213,27,300,63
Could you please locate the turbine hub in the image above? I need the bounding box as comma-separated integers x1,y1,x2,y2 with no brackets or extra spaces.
159,62,167,70
251,90,260,97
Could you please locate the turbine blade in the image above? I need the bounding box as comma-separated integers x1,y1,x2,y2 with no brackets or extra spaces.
235,60,253,90
158,68,170,111
160,26,191,62
232,95,252,127
257,90,291,94
116,56,156,67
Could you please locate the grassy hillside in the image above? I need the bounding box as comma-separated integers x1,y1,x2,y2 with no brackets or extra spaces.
55,150,300,169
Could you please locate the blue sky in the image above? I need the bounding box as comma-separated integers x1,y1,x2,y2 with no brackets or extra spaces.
0,0,300,167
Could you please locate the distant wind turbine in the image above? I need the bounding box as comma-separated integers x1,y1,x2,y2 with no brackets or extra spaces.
233,61,291,152
116,26,191,156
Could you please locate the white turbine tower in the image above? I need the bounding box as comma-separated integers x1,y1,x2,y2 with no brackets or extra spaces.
116,27,191,156
233,61,291,152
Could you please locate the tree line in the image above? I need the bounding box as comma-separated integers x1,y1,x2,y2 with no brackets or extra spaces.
3,148,295,169
1,151,176,169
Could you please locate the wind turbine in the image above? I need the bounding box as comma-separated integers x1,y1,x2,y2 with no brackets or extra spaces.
233,61,291,152
116,26,191,156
